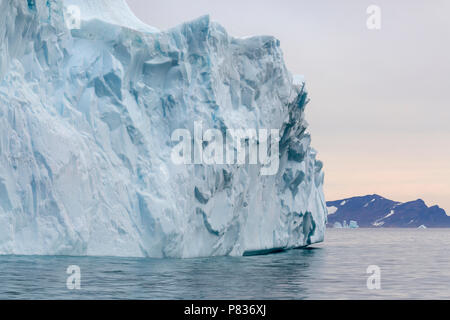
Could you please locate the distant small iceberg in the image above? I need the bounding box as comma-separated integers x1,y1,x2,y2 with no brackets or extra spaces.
417,225,427,229
332,220,359,229
333,222,343,229
348,221,359,229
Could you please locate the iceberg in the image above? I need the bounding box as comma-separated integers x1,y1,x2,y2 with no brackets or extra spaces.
332,221,358,229
0,0,327,258
333,222,343,229
348,220,359,229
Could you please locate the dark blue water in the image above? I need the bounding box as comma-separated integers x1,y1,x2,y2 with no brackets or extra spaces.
0,229,449,299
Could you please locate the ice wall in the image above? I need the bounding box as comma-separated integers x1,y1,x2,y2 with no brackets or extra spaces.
0,0,327,258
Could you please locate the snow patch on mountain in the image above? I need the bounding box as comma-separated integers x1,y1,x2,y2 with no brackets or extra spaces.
327,206,338,215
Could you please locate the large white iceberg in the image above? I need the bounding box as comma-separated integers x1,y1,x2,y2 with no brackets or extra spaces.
0,0,327,258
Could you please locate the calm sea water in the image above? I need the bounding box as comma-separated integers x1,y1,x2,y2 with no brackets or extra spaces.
0,228,449,300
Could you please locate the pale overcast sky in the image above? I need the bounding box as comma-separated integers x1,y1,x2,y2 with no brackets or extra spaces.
127,0,450,212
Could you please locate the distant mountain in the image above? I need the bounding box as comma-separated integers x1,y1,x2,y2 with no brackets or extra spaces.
326,195,450,228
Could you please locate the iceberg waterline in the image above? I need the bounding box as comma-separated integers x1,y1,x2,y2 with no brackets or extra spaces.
0,0,327,258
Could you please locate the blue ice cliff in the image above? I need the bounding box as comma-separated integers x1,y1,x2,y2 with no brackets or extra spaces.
0,0,327,257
